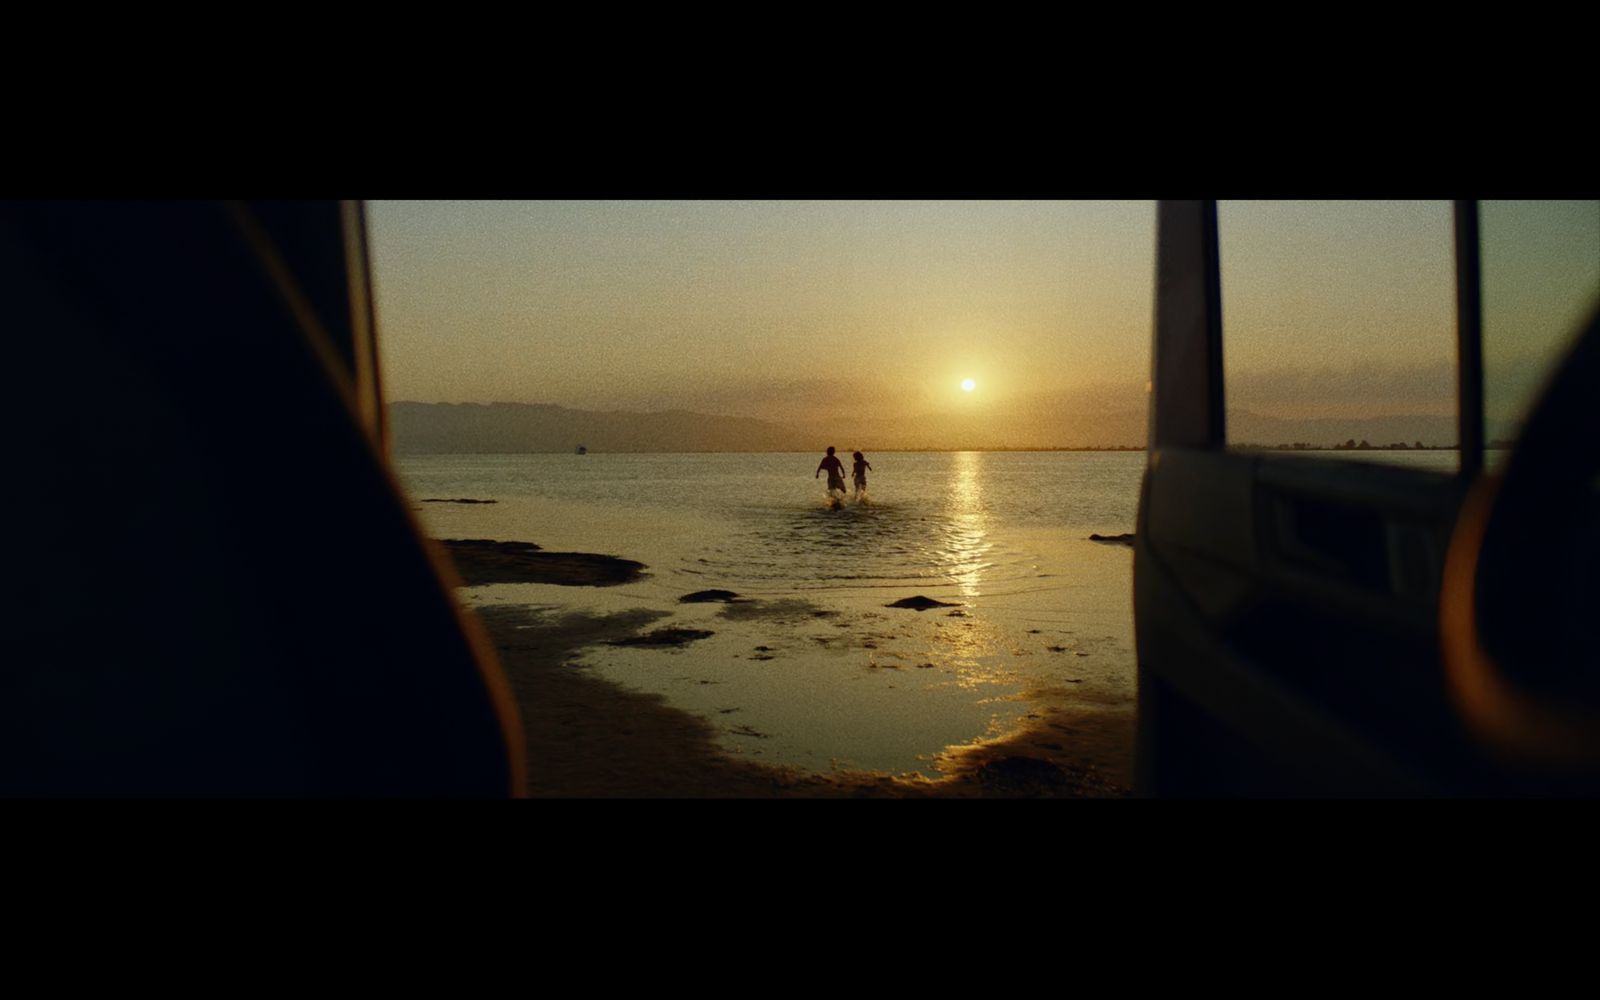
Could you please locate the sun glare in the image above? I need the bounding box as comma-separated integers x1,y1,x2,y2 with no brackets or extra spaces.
961,378,976,392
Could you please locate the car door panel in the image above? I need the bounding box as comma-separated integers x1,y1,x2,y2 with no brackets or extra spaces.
1136,444,1478,795
1130,199,1546,796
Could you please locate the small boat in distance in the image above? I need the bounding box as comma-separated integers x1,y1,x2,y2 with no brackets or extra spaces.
575,444,588,455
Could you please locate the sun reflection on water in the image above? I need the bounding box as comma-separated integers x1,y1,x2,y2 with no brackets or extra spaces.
945,451,990,600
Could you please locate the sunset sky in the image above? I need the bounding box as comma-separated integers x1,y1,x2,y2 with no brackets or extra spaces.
368,200,1597,445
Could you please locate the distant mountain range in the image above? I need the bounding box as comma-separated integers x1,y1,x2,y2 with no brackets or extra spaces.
390,401,1486,453
388,402,807,454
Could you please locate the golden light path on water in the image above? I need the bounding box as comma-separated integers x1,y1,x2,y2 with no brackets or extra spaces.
947,450,988,604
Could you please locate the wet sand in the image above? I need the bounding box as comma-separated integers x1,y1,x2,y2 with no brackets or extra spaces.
461,543,1133,798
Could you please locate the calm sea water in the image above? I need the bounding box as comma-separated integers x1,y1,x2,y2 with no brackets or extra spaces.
393,449,1456,779
396,450,1145,591
394,449,1455,584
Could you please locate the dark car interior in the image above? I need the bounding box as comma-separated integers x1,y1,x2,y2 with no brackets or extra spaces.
4,201,523,796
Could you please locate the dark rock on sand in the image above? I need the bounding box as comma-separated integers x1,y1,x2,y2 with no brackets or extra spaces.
441,538,645,587
1088,532,1135,546
679,589,743,603
975,756,1074,796
422,497,498,504
608,628,715,648
886,595,960,611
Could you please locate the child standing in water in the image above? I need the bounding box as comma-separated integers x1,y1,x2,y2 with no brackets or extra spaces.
852,451,872,498
816,446,847,501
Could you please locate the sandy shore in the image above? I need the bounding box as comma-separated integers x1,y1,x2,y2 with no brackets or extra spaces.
454,540,1134,798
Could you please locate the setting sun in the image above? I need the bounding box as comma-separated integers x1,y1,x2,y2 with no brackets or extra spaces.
961,378,976,392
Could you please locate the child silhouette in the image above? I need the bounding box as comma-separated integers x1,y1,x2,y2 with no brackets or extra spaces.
851,451,872,498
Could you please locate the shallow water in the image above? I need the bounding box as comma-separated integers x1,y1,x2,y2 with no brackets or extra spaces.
393,449,1450,780
396,451,1140,780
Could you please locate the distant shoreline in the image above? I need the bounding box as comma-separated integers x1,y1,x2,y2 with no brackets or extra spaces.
393,444,1501,455
388,400,1489,456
